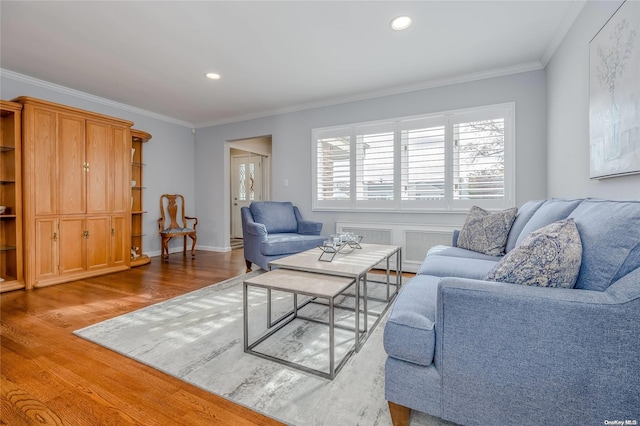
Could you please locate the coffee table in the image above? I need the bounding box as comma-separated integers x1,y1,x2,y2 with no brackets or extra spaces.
243,269,358,379
268,243,402,351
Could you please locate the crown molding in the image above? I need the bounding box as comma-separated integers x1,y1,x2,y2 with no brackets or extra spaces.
0,68,194,128
2,61,544,131
194,61,544,128
540,0,587,66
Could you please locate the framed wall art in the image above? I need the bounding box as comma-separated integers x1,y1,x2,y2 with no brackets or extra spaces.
589,0,640,179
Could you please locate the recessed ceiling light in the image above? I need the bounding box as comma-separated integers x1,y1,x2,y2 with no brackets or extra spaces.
205,72,221,80
390,16,412,31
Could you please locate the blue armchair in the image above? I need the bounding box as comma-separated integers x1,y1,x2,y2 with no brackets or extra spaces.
241,201,326,271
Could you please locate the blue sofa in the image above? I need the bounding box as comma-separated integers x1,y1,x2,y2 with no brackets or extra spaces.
241,201,326,271
384,199,640,425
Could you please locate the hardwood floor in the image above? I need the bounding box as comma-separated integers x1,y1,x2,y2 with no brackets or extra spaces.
1,249,284,426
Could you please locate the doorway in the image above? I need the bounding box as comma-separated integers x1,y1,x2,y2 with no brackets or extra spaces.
229,136,272,244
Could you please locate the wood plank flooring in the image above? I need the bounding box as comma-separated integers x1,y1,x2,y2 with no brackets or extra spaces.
1,249,284,426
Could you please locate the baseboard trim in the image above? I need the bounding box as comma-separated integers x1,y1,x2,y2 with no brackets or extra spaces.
146,245,231,258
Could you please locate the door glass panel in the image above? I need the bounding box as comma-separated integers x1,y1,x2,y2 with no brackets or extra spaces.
239,164,246,201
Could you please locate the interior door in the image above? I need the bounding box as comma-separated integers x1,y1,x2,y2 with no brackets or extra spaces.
231,155,263,239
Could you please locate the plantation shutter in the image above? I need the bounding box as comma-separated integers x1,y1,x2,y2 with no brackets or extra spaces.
400,119,446,201
312,103,513,211
316,132,351,202
453,118,505,200
355,124,395,203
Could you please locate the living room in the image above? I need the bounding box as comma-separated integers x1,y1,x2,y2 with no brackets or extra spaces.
1,1,639,425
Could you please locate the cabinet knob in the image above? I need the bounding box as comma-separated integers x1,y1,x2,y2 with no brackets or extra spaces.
53,232,57,242
83,230,89,239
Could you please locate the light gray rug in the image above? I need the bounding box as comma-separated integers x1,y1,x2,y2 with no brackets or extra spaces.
74,271,449,426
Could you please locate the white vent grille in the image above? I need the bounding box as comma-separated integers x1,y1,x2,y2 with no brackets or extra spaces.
404,230,453,264
340,227,392,245
336,222,456,273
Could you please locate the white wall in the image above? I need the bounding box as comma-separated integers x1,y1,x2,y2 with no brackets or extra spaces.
195,70,548,250
546,0,640,200
2,68,549,255
0,74,196,256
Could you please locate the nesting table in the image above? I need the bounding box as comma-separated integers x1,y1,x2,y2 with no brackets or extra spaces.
243,243,402,379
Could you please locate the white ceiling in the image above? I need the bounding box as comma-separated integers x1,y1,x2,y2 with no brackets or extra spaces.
1,1,584,127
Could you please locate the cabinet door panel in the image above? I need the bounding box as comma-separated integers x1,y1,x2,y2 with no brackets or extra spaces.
35,218,58,280
58,115,86,215
111,126,130,214
86,216,110,271
86,121,110,214
59,217,85,274
110,215,129,267
32,108,58,216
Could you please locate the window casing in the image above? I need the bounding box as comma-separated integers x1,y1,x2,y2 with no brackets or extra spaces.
312,103,515,212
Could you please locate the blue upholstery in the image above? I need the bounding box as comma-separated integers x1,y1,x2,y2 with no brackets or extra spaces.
505,199,545,251
514,198,582,247
249,201,298,233
417,255,498,279
384,198,640,425
425,246,501,262
569,199,640,291
384,275,440,367
242,202,325,270
162,227,194,234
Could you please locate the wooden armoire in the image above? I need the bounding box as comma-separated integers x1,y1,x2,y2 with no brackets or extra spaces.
17,97,133,289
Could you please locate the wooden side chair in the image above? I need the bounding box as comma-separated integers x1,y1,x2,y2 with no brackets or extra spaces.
158,194,198,261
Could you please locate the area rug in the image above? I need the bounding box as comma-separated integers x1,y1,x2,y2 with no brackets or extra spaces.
74,271,450,426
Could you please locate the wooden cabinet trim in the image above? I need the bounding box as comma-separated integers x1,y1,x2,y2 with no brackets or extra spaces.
13,97,133,127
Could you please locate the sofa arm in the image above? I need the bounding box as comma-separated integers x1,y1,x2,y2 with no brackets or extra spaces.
244,221,268,237
297,220,322,235
433,273,640,424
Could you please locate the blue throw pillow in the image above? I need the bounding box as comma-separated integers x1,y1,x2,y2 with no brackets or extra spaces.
457,206,518,256
485,218,582,288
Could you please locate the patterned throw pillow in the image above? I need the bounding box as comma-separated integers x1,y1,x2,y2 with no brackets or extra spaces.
485,218,582,288
457,206,518,256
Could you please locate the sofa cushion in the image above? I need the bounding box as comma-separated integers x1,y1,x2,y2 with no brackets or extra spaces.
384,275,440,366
297,220,322,235
250,201,298,233
486,219,582,288
505,200,545,252
427,246,501,262
457,206,517,256
417,255,498,279
569,200,640,291
514,199,582,247
260,233,326,256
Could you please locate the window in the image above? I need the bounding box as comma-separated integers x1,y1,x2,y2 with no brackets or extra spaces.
356,124,395,205
453,117,505,201
316,131,351,202
312,103,514,212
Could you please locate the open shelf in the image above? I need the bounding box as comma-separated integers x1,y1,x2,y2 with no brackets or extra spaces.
130,129,152,267
0,100,24,292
